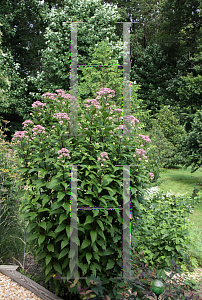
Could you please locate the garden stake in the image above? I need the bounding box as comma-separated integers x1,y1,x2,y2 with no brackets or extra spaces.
151,279,165,299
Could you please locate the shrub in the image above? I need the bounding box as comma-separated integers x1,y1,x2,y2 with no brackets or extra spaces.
131,188,195,271
148,106,187,168
11,88,154,298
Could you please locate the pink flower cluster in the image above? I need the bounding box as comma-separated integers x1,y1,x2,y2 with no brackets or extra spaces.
124,115,140,125
84,99,102,109
139,134,151,143
11,131,29,142
32,125,46,136
98,152,109,163
148,172,154,180
95,88,115,99
57,148,71,163
53,112,71,124
134,148,148,162
22,120,34,127
31,101,46,109
114,124,128,135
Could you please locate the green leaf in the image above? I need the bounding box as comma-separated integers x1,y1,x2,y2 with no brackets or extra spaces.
106,259,115,270
101,175,114,187
176,245,181,252
26,232,39,243
90,231,97,244
61,181,68,190
96,239,106,250
97,229,106,241
42,196,50,207
57,191,66,201
92,252,100,263
36,168,49,177
38,235,45,246
80,239,91,250
47,244,54,252
90,262,101,277
62,202,70,214
38,251,48,261
58,248,69,260
97,220,104,231
46,177,60,189
45,263,52,276
55,234,66,243
51,201,62,211
61,237,69,250
59,213,67,224
92,209,99,218
55,223,66,233
38,208,50,213
39,221,46,231
98,197,107,206
86,252,93,265
66,225,70,238
26,222,37,233
84,215,94,226
131,187,137,195
62,258,69,270
46,254,52,266
23,212,38,221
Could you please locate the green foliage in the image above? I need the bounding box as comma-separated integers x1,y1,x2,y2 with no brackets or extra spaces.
0,0,47,77
0,26,10,111
155,0,201,61
0,119,28,264
11,88,153,298
177,27,202,132
29,0,123,96
153,106,186,145
147,106,187,168
64,254,196,300
78,40,123,109
77,39,151,126
178,110,202,173
131,44,173,118
131,189,195,271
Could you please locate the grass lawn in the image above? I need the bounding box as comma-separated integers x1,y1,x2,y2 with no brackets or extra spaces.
157,165,202,267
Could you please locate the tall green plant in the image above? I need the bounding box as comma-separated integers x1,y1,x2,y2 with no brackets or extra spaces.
77,40,151,127
11,88,154,298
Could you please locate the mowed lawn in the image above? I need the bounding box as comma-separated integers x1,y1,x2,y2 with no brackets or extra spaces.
157,166,202,198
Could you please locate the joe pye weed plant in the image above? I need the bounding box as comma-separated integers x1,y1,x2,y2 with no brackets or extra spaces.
11,87,155,298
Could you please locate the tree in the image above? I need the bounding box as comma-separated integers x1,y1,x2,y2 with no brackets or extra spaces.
28,0,124,97
0,23,29,142
131,43,174,122
155,0,201,64
177,25,202,133
0,0,125,142
101,0,162,49
179,110,202,173
148,106,187,168
0,0,47,77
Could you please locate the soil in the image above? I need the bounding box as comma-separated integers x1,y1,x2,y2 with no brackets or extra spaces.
3,253,202,299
